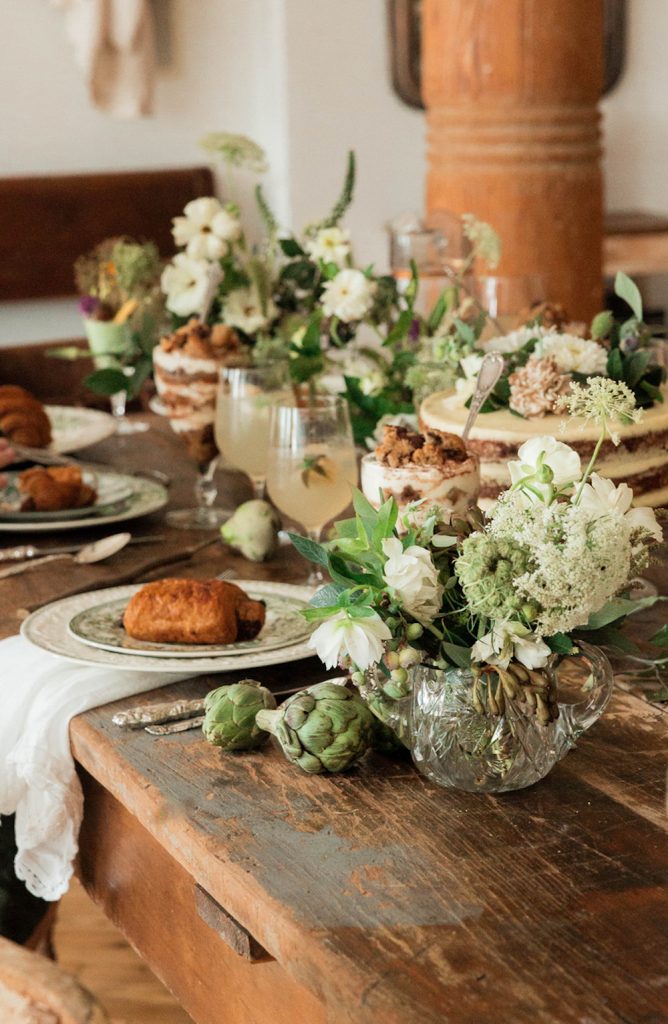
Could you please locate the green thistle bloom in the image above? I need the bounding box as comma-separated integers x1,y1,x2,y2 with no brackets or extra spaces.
455,533,535,620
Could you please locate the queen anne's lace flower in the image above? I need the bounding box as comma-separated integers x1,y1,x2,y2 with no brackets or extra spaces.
559,378,642,442
308,610,391,669
488,493,634,636
321,269,377,323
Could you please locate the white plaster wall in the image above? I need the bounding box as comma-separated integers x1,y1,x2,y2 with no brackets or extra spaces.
602,0,668,214
0,0,423,345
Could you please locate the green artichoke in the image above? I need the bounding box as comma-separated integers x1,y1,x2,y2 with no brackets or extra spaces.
202,680,277,751
220,500,281,562
255,681,376,774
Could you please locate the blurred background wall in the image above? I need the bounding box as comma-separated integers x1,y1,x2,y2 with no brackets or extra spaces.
0,0,666,344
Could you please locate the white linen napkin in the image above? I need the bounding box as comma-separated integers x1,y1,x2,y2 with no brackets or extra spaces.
0,635,187,902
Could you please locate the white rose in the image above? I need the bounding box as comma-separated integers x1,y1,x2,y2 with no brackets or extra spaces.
472,621,551,670
508,436,582,504
172,197,238,261
308,609,391,670
321,269,377,323
382,537,443,621
161,254,219,317
305,227,351,267
577,473,663,542
223,287,278,335
539,334,608,375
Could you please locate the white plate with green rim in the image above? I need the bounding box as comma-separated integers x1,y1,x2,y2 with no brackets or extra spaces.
0,471,133,522
0,474,167,532
22,580,317,673
67,582,313,659
47,406,117,453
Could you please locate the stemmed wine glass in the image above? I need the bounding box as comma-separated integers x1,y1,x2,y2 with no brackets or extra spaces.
266,395,358,584
215,363,292,500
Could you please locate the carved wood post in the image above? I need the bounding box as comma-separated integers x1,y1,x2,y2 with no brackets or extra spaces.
422,0,604,321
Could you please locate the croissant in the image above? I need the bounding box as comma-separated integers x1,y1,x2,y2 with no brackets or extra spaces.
0,385,52,447
18,466,97,512
123,578,267,645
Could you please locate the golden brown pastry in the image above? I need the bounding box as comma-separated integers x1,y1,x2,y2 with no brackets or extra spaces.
0,385,52,448
18,466,97,512
123,578,267,645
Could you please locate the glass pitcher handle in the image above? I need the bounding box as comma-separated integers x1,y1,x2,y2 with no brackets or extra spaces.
552,641,614,737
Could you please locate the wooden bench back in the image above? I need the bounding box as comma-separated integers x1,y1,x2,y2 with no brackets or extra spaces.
0,166,214,301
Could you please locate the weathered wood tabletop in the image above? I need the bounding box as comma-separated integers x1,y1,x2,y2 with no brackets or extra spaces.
1,413,667,1024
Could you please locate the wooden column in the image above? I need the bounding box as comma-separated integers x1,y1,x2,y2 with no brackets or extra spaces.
422,0,604,321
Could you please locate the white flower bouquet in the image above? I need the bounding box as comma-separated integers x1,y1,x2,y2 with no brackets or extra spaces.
293,382,664,750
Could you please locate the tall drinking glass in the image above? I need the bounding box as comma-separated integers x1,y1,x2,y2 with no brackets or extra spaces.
215,363,291,500
267,396,358,584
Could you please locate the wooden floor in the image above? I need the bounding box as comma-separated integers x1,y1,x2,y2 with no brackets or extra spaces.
55,878,192,1024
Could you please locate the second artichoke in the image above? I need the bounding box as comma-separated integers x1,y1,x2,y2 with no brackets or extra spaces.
255,681,376,774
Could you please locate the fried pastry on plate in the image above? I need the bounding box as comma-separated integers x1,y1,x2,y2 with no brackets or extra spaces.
123,578,267,645
0,385,52,448
18,466,97,512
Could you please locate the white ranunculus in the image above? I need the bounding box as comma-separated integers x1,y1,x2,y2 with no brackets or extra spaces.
455,353,485,401
172,197,239,260
223,287,278,335
161,254,219,317
577,473,663,542
382,537,443,622
321,269,377,323
305,227,351,267
472,621,551,670
308,610,391,670
539,333,608,375
508,435,582,504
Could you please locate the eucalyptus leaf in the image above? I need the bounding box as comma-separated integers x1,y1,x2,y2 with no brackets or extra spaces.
585,595,659,631
614,271,643,321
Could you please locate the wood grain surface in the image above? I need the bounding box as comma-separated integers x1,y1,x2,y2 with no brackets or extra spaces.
1,411,666,1024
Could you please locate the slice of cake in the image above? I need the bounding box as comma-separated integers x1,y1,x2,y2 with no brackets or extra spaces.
420,387,668,508
361,424,479,519
153,318,250,466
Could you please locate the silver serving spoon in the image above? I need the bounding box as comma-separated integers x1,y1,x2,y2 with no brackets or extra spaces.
461,352,505,442
0,532,131,580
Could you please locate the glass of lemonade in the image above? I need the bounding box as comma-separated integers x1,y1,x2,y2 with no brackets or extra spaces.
267,395,358,582
215,362,291,499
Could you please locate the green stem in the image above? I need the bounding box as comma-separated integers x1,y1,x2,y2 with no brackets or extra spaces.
574,420,605,505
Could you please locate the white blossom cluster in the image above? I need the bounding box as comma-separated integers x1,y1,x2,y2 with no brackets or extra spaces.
488,494,634,636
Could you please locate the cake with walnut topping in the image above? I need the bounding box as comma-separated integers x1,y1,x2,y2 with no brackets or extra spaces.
153,318,249,465
361,424,479,518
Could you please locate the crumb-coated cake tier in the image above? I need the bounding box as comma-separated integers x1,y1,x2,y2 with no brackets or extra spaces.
361,424,479,518
420,387,668,508
153,318,249,464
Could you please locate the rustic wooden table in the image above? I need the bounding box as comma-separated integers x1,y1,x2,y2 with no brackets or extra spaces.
1,414,667,1024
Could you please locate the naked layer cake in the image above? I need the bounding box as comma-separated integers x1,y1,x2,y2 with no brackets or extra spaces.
361,424,480,518
420,387,668,508
153,318,249,465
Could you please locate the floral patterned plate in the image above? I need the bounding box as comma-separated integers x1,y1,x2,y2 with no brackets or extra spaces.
21,581,316,673
0,471,132,522
67,583,313,658
0,475,167,533
47,406,117,453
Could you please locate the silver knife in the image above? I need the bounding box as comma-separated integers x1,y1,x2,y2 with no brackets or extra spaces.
0,535,167,562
